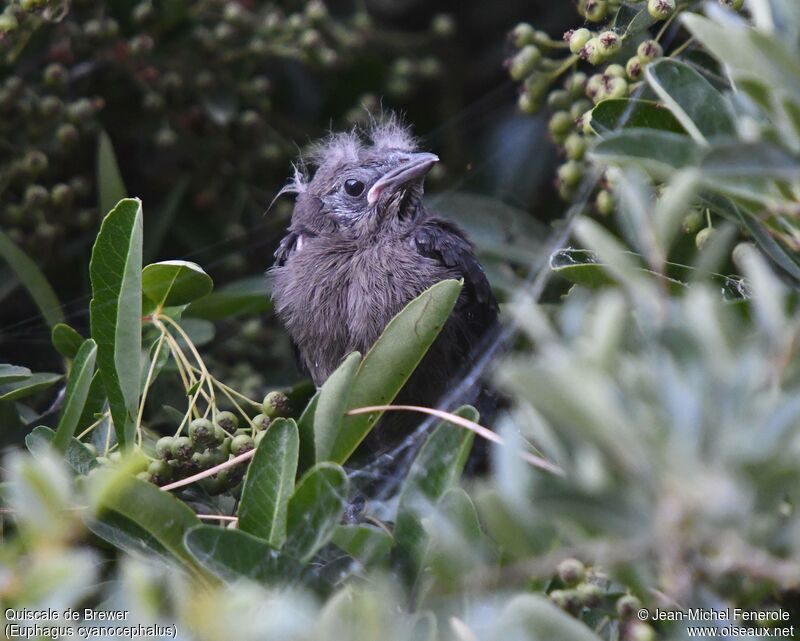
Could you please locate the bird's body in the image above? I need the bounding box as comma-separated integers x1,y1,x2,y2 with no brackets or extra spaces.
271,119,497,439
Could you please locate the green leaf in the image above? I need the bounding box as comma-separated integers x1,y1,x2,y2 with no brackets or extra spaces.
0,364,31,384
89,471,206,577
491,595,603,641
89,198,143,448
314,352,362,462
76,372,107,435
393,405,476,586
332,524,393,567
550,249,616,288
590,129,703,178
52,339,97,452
51,323,85,360
284,462,349,563
238,418,299,546
296,391,319,472
87,510,170,562
681,14,800,100
185,276,270,320
324,279,463,465
185,525,301,583
0,372,62,402
646,59,736,143
0,227,64,328
590,99,687,135
25,425,98,475
142,260,213,308
701,142,800,179
96,131,128,220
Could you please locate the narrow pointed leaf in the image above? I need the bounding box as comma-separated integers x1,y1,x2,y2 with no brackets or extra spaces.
97,131,128,218
284,462,349,563
90,198,143,447
52,339,97,452
238,418,299,546
314,351,361,462
0,372,62,402
0,365,31,384
25,425,98,474
52,323,85,360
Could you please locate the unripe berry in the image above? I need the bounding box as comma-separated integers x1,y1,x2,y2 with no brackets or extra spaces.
580,38,605,66
24,150,48,174
616,594,642,620
0,12,19,34
40,96,62,118
51,183,73,207
558,161,583,188
637,40,663,62
584,0,608,22
430,13,455,38
155,128,177,148
605,76,628,100
682,210,703,233
215,411,239,434
189,418,215,448
143,92,164,112
570,99,591,120
626,56,644,81
156,436,175,460
84,19,103,38
597,31,621,56
517,92,539,114
557,558,586,586
170,436,194,461
627,623,656,641
568,28,592,55
576,582,603,607
148,460,174,485
133,2,153,23
579,110,595,135
305,0,328,22
230,434,254,456
604,64,626,79
547,90,571,111
25,185,49,208
262,391,291,417
509,45,542,80
70,176,90,197
720,0,744,10
695,226,716,250
511,23,536,48
67,98,94,123
586,74,605,101
596,190,615,216
566,72,587,97
252,413,271,431
648,0,676,20
563,134,586,160
549,111,573,143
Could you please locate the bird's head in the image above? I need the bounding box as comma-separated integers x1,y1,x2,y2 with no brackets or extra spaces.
282,117,438,236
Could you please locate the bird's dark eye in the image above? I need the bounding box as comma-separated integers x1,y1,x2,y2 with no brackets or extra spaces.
344,179,365,197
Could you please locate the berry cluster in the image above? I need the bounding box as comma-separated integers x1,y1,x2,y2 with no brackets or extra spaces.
549,558,656,641
507,0,745,242
140,390,291,495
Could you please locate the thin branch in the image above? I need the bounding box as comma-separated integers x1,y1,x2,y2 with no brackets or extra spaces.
160,448,256,492
346,405,564,476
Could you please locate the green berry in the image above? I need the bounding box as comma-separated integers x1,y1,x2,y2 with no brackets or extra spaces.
597,31,621,56
547,89,571,111
24,150,48,175
305,0,328,22
84,19,102,38
720,0,744,10
133,2,153,23
626,56,644,81
214,411,239,433
189,418,215,448
579,110,594,135
509,45,542,81
511,23,536,48
143,92,164,112
570,99,591,120
682,210,703,234
695,226,716,250
51,183,73,207
580,38,605,66
557,558,586,586
0,12,19,33
568,28,592,55
252,414,271,431
148,460,174,485
67,98,94,122
156,436,175,460
576,582,603,607
40,96,62,118
170,436,194,461
604,76,628,100
566,72,587,97
584,0,608,22
557,161,582,188
616,594,642,620
155,128,177,148
262,391,291,418
648,0,676,20
637,40,663,62
230,434,254,456
604,64,626,79
70,176,90,197
25,185,49,208
548,111,573,142
430,13,455,37
518,92,539,114
548,589,569,609
596,190,615,216
627,623,655,641
586,74,604,102
56,123,79,146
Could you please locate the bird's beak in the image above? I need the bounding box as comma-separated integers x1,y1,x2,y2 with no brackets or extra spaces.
367,152,439,205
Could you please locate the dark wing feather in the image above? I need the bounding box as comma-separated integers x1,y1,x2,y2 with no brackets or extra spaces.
414,216,498,338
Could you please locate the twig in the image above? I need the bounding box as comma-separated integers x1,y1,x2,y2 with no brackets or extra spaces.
160,448,256,492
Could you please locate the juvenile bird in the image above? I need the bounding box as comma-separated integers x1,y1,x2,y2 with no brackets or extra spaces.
271,118,497,443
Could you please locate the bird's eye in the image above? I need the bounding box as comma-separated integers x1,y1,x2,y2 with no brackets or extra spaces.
344,179,365,197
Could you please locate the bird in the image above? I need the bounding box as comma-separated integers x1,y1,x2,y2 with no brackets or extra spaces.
270,117,498,448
